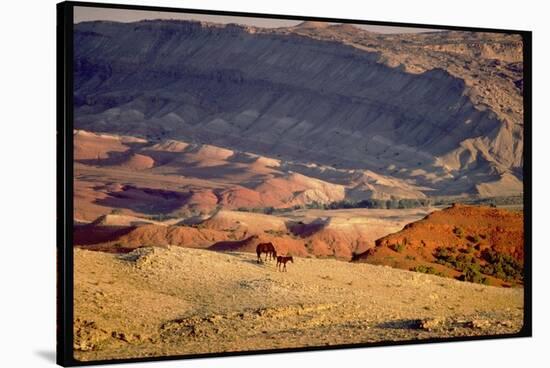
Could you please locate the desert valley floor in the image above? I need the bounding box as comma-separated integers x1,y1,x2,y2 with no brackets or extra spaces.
74,246,523,361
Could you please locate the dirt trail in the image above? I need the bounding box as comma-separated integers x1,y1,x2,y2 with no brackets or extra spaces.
74,246,524,362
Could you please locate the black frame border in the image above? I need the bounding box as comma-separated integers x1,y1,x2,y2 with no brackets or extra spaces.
57,1,532,366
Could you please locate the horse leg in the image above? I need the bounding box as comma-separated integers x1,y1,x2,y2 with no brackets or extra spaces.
257,252,261,264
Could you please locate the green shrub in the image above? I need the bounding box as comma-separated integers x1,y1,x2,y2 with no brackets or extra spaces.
459,263,488,284
433,246,456,263
390,243,406,253
480,249,523,281
411,265,444,277
263,206,275,215
264,229,285,236
453,227,463,238
434,246,486,282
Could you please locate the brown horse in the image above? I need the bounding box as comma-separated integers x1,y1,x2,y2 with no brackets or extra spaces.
276,256,294,272
256,242,277,263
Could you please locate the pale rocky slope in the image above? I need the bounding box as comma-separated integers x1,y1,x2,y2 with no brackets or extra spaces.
74,20,524,198
74,246,524,361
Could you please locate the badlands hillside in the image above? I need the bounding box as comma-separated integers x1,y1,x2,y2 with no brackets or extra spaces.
74,20,524,198
354,204,524,286
74,129,431,221
75,202,524,286
73,130,524,286
74,204,432,260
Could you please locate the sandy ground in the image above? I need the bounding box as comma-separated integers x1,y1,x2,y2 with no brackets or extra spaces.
73,246,524,362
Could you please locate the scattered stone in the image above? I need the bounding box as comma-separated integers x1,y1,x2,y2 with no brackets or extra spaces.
111,331,130,342
499,320,514,328
73,319,110,352
418,317,444,331
468,319,491,329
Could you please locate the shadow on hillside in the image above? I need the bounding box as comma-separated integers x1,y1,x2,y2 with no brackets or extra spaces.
376,319,420,330
208,235,259,251
286,217,331,238
94,185,190,215
73,223,135,245
208,248,277,269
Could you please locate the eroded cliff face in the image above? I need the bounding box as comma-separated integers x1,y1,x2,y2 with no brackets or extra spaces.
73,20,524,198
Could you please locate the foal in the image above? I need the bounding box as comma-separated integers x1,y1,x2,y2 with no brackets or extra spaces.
276,256,294,272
